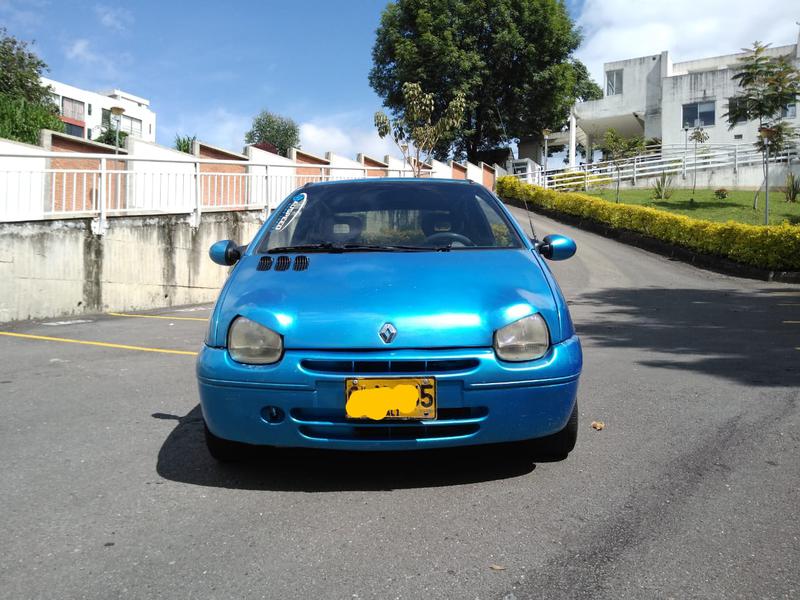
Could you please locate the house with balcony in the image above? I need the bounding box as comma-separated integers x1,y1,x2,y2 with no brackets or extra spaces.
41,77,157,143
528,31,799,169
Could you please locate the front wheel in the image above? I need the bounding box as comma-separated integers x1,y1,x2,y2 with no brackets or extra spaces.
204,422,248,462
528,401,578,460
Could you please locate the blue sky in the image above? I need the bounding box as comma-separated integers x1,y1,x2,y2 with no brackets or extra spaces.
2,0,797,157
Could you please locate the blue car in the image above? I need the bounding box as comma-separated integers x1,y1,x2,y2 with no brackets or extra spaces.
198,178,581,461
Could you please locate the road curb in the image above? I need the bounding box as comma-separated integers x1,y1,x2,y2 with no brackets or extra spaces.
504,199,800,283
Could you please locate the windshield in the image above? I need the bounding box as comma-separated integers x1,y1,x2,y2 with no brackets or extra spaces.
258,181,522,253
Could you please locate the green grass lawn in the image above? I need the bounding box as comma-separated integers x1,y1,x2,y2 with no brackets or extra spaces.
584,187,800,226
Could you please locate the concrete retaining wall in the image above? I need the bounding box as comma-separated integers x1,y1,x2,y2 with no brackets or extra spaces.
0,211,264,323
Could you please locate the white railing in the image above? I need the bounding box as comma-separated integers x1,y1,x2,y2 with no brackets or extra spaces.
517,143,799,191
0,152,423,229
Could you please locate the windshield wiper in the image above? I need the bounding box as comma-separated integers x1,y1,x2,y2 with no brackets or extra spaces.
267,242,343,253
342,243,457,252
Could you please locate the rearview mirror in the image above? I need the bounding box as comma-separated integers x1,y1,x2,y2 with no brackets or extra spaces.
537,234,576,261
209,240,242,266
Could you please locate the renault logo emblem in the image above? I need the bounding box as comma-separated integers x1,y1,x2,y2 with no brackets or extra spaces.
379,322,397,343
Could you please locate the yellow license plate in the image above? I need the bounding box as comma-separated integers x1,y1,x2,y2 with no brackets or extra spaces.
345,377,436,420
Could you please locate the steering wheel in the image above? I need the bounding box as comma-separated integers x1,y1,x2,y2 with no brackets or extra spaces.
422,232,476,247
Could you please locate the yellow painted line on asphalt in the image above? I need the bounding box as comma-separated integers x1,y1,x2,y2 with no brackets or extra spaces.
783,320,800,324
107,312,208,322
0,332,198,356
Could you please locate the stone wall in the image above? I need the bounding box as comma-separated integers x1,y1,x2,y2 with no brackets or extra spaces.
0,211,264,323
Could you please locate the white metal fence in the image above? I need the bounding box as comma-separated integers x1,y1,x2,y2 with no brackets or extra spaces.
515,143,799,190
0,152,422,231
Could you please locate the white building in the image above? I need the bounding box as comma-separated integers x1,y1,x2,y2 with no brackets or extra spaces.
41,77,157,143
533,32,799,167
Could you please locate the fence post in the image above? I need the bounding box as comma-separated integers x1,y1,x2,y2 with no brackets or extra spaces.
734,145,738,173
262,164,270,222
91,157,108,236
632,155,637,186
584,165,589,191
191,161,202,228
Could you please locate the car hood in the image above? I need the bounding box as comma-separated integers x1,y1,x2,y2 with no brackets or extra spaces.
213,249,562,350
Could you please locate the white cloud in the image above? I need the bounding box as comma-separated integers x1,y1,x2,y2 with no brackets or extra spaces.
575,0,799,83
94,5,133,31
64,38,120,79
299,114,396,160
160,108,251,153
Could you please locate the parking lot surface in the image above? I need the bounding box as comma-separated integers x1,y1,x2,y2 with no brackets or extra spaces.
1,208,798,599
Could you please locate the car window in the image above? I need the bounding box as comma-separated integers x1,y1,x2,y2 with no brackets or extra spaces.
259,182,521,252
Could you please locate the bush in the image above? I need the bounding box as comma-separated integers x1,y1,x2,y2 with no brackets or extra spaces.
496,175,800,270
714,188,729,200
0,92,63,144
549,170,612,191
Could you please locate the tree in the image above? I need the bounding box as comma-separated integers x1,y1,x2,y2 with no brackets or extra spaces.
94,127,128,148
0,27,63,143
375,82,466,176
688,127,709,202
0,95,63,144
174,134,196,154
602,129,644,203
244,110,300,156
724,42,800,221
369,0,601,162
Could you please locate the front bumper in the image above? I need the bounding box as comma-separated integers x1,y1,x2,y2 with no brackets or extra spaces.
197,336,582,451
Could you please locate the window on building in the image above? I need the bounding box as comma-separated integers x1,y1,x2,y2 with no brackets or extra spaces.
682,101,715,127
64,122,85,138
61,97,85,121
101,109,144,138
606,69,623,96
781,103,797,119
87,103,92,116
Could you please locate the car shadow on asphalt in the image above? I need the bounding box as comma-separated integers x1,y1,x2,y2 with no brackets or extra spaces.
154,406,548,492
572,287,800,387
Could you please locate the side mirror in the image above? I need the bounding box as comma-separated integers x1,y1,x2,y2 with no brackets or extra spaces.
537,234,576,261
209,240,242,266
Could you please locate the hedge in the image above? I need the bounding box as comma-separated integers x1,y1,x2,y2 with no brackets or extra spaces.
497,175,800,271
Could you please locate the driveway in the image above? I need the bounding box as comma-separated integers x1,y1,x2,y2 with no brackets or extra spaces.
0,206,797,599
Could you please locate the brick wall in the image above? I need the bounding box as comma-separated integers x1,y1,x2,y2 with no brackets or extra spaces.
293,150,329,185
451,162,467,180
362,156,388,178
197,144,247,208
49,135,126,213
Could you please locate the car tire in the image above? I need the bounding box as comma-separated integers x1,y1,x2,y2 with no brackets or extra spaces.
204,422,247,462
533,401,578,460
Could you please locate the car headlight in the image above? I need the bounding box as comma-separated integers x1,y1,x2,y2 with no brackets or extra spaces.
227,316,283,364
493,314,550,362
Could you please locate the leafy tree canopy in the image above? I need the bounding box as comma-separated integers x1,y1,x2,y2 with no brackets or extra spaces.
369,0,601,162
0,27,55,106
0,27,63,144
244,110,300,156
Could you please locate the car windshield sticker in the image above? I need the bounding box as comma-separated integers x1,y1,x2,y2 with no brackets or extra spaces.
273,193,307,231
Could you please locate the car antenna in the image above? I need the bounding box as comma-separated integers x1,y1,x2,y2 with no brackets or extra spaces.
521,194,537,240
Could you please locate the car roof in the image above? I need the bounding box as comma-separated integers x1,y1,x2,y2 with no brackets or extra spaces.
303,177,476,189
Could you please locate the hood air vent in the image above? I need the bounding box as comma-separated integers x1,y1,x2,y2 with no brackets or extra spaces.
257,256,273,271
257,255,309,272
293,256,309,271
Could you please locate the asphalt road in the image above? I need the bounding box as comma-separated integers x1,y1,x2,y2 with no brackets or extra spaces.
1,206,798,599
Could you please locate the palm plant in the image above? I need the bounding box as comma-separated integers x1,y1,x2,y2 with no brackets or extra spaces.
652,171,673,200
